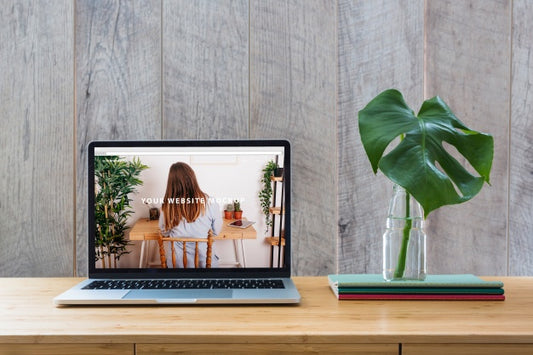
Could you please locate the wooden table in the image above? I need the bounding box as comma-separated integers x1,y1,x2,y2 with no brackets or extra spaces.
129,218,257,267
1,277,533,354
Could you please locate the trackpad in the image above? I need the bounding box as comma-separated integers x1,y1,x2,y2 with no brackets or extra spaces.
123,289,233,299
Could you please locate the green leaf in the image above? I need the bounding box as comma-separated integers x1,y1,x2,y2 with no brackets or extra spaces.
358,89,493,217
94,155,148,265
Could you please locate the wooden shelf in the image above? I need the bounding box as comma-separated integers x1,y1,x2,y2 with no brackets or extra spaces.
269,168,284,268
265,236,285,246
269,207,285,215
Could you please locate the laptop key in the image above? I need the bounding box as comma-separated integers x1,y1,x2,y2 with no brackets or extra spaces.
82,279,285,290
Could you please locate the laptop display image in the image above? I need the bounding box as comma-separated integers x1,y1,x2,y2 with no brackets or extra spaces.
54,140,300,305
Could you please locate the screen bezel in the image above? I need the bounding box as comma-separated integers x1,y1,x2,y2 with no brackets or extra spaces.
87,139,291,279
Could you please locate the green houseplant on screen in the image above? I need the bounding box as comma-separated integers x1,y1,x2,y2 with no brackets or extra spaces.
259,160,279,232
358,89,494,281
94,156,148,268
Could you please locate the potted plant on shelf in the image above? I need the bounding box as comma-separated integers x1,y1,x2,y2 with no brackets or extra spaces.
224,203,234,220
94,156,148,268
259,160,278,231
273,166,284,178
233,200,243,220
358,89,494,281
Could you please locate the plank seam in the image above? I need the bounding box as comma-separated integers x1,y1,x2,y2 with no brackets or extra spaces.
506,0,514,276
73,0,78,277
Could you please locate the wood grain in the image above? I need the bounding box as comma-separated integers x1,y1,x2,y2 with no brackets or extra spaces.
1,0,531,278
337,0,424,274
403,344,533,355
137,343,398,354
162,0,249,139
509,0,533,275
2,277,533,345
0,344,133,355
75,0,161,275
250,0,337,276
0,1,74,276
425,0,510,275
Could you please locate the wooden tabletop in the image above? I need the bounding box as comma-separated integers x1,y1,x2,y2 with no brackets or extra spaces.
0,277,532,344
129,218,257,241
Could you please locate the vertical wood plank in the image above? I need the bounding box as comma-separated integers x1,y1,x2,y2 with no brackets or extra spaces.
250,0,337,275
509,0,533,275
425,0,510,275
337,0,424,274
162,0,249,139
0,1,74,276
76,0,161,275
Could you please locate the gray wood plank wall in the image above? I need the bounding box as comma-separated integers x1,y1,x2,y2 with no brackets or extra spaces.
163,0,249,140
337,0,424,274
0,1,74,276
1,0,532,277
510,0,533,275
75,0,161,275
424,0,510,275
250,0,337,275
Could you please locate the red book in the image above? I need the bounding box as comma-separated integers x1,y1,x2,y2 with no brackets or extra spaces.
338,293,505,301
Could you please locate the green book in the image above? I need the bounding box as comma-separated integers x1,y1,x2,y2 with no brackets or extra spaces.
328,274,504,289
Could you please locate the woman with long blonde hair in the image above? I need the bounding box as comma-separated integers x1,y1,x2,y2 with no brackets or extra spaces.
159,162,222,267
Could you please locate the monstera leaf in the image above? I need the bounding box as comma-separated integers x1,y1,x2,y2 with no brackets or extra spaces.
358,89,493,218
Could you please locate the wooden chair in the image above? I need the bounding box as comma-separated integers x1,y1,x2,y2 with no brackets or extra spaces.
157,231,214,268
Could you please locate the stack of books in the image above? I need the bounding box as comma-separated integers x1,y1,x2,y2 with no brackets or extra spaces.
328,274,505,300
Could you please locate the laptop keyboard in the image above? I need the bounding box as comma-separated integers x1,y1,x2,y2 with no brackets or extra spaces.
83,279,285,290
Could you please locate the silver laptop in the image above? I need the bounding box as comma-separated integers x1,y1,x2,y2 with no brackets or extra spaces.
55,140,300,305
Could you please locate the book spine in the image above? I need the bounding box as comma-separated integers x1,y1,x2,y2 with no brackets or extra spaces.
338,294,505,301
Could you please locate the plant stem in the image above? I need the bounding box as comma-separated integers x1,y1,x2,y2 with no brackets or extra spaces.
100,245,106,269
394,190,411,278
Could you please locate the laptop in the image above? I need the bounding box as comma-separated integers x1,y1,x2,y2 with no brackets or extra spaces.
54,140,300,305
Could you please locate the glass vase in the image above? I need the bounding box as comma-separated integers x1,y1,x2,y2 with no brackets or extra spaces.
383,184,426,281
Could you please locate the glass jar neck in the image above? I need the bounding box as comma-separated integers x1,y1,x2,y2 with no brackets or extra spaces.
388,184,424,220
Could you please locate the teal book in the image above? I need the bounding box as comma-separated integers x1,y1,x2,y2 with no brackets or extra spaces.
328,274,504,289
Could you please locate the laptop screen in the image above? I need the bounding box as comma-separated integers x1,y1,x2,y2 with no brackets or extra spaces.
87,140,290,278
